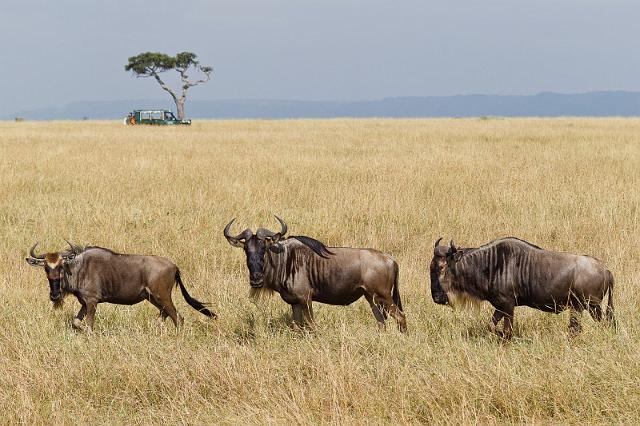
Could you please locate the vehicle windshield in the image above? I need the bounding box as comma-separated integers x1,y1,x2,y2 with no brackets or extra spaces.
140,111,163,120
164,111,177,120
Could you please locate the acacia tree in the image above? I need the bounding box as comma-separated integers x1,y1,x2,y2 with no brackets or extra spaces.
125,52,212,120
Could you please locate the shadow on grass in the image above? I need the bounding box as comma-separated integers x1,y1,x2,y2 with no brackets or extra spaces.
232,310,297,345
459,321,532,345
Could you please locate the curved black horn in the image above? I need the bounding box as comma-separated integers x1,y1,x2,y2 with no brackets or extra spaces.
64,239,82,254
61,240,81,260
29,242,45,259
224,218,248,247
274,215,288,236
224,218,237,239
434,237,443,249
449,239,457,252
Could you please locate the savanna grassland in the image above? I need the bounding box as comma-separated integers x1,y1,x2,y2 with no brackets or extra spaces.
0,118,639,424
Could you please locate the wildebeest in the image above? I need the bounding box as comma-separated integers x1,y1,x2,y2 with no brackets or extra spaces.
25,242,215,331
224,216,406,331
430,237,615,339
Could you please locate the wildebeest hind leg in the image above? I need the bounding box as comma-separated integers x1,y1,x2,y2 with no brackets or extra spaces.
389,305,407,333
148,293,182,328
147,297,169,326
162,302,183,328
588,304,603,322
568,307,583,337
365,294,386,330
378,297,407,332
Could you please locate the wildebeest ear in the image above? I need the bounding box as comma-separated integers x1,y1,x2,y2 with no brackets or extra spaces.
269,233,283,244
26,258,44,266
268,243,284,254
453,250,463,262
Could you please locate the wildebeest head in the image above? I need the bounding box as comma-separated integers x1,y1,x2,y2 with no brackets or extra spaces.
25,241,82,307
430,237,463,306
224,216,288,288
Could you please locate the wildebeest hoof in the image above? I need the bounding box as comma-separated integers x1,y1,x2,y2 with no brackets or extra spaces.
72,318,85,330
568,326,582,338
488,324,503,338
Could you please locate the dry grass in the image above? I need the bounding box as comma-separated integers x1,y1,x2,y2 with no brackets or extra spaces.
0,118,639,424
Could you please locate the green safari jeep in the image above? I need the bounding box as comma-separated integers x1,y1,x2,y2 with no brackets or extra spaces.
124,110,191,125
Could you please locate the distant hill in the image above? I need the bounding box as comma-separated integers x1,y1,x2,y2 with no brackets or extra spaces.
4,91,640,120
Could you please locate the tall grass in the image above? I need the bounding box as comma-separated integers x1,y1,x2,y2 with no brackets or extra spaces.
0,118,639,424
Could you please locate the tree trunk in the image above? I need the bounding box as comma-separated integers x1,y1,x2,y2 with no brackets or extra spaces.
175,99,186,120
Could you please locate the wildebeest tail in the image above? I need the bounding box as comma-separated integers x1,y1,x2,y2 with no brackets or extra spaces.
175,269,216,318
391,261,403,312
605,269,615,328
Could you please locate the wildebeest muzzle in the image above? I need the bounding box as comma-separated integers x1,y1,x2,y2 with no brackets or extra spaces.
250,277,264,288
432,290,450,305
431,237,452,305
430,271,450,305
49,279,63,301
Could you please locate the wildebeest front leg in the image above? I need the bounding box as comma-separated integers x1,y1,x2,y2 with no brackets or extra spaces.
291,304,305,330
302,302,315,329
84,301,98,333
502,308,515,340
72,301,87,330
488,310,504,336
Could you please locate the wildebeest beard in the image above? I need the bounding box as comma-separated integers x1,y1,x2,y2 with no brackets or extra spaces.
249,285,276,300
52,294,66,309
50,266,72,309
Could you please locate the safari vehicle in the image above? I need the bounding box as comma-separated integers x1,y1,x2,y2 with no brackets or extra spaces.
124,109,191,125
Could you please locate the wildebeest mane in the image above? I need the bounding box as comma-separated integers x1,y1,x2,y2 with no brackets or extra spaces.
501,237,543,250
290,236,334,258
463,237,543,258
85,246,122,255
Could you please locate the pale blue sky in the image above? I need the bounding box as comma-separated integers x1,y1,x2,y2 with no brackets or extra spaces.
1,0,638,115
